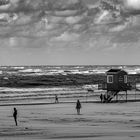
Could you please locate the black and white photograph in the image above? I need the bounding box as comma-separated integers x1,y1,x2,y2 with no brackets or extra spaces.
0,0,140,139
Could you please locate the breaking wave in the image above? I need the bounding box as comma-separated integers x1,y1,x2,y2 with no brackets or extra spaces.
0,65,139,76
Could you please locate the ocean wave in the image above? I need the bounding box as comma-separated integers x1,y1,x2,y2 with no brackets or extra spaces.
0,87,74,92
11,66,25,70
125,68,140,74
0,70,3,74
73,66,84,69
19,68,42,73
1,65,140,76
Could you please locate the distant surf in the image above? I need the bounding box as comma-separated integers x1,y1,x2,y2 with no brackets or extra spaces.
0,65,139,76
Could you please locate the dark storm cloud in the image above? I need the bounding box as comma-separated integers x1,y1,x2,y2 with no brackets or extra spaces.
0,1,134,33
0,0,49,12
0,0,139,50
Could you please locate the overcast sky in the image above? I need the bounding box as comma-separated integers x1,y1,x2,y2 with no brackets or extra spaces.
0,0,140,65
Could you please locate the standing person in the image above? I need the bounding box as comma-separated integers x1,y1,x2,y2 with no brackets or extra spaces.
100,94,103,103
76,100,81,115
55,95,59,103
13,107,18,126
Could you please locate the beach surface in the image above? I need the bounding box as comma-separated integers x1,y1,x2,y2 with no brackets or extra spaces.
0,102,140,140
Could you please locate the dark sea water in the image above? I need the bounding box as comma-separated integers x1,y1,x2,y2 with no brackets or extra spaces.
0,65,139,88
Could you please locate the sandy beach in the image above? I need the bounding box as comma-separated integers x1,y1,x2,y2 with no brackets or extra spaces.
0,102,140,140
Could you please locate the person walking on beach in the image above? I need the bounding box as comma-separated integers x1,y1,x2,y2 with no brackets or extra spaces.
13,107,18,126
76,100,81,115
55,95,59,103
100,94,103,103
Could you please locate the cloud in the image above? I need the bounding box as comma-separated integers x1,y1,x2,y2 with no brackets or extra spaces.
65,14,85,24
124,0,140,10
0,0,139,52
53,32,80,41
111,31,140,44
123,0,140,15
0,0,126,35
7,0,48,12
109,21,131,32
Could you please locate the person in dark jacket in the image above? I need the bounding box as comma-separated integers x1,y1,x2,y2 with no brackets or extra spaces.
13,107,18,126
55,95,59,103
76,100,81,115
100,94,103,103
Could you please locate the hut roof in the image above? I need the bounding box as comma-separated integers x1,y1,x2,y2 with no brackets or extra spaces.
106,69,128,75
107,69,122,73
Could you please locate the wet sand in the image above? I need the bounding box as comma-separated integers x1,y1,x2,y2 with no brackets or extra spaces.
0,102,140,140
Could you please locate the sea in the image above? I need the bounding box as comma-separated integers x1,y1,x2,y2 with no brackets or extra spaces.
0,65,139,76
0,65,140,105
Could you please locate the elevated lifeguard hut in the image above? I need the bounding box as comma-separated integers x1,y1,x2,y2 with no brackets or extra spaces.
103,69,128,102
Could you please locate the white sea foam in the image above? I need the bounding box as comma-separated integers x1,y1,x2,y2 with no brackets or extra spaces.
88,69,107,74
82,84,98,90
0,71,3,74
19,68,42,73
11,66,25,70
46,70,64,75
0,67,7,69
0,87,72,92
73,66,84,69
3,77,8,80
6,72,17,74
28,69,108,75
125,69,140,74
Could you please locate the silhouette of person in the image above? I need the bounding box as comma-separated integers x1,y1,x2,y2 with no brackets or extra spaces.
76,100,81,115
55,95,59,103
13,108,18,126
100,94,103,103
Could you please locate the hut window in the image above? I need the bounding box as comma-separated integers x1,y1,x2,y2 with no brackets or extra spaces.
124,75,127,83
107,75,113,83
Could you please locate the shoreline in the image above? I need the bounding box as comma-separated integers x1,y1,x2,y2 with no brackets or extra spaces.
1,99,140,106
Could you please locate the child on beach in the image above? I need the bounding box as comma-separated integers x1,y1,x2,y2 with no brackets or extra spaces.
76,100,81,115
13,107,18,126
